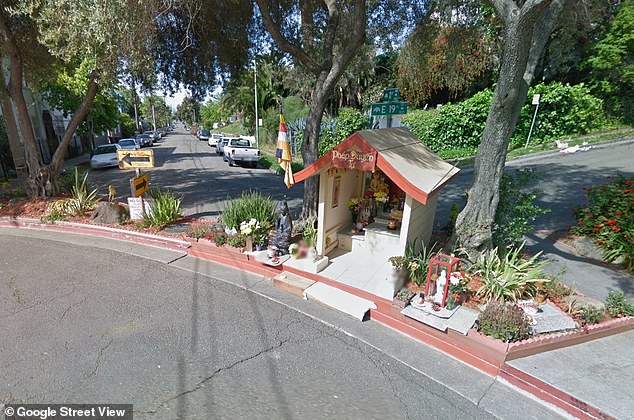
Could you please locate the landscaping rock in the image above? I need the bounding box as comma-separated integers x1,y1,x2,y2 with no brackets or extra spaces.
90,202,129,224
163,223,189,233
563,295,605,312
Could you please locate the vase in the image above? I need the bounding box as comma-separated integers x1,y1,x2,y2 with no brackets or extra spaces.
245,237,253,252
307,246,317,261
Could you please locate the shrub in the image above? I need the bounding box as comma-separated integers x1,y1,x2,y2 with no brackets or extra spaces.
403,82,609,157
143,189,182,228
605,291,634,317
404,240,438,287
318,108,369,156
573,175,634,272
42,168,99,222
186,221,214,239
214,233,227,246
227,234,246,248
222,191,277,231
511,82,607,148
58,166,90,194
579,306,604,325
478,304,531,342
469,243,549,303
302,217,318,248
493,169,550,247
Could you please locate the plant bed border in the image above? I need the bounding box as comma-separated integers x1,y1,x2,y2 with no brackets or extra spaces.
0,217,191,251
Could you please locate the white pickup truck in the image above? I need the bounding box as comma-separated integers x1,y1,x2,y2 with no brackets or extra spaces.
223,137,260,168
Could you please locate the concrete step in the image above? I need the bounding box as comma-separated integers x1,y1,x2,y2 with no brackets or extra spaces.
303,282,377,321
273,271,315,296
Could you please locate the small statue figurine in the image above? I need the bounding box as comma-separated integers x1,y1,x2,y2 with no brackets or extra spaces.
269,201,293,256
433,270,447,306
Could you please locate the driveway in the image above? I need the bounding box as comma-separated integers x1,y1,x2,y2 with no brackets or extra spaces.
88,128,303,220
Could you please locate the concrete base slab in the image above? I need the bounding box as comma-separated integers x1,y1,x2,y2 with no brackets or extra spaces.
284,255,329,273
303,282,376,321
273,271,315,296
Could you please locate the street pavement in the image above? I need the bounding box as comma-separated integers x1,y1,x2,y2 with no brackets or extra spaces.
87,126,304,220
0,228,566,419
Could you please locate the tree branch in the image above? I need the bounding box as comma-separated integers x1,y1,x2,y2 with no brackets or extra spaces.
491,0,519,25
255,0,320,74
523,0,564,84
49,71,100,175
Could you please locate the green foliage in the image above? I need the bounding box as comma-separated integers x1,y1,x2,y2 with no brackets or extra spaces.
143,189,182,228
573,175,634,272
395,287,414,303
301,217,318,248
222,191,277,231
404,240,438,287
186,221,214,239
119,112,136,138
41,58,121,136
579,306,604,325
42,168,99,221
605,291,634,318
200,100,226,130
512,82,607,148
263,96,308,145
176,97,201,125
258,155,304,175
214,233,227,247
227,234,246,248
469,243,549,303
493,169,550,247
478,304,531,342
140,95,172,129
57,166,90,194
318,108,369,156
585,0,634,123
403,82,609,157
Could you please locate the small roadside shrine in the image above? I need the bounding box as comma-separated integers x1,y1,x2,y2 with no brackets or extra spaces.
291,127,460,299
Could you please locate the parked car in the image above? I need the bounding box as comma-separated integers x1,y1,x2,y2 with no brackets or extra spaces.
118,138,140,150
90,144,121,169
208,133,222,147
216,138,231,156
136,133,153,147
224,138,260,168
198,129,210,142
144,131,159,143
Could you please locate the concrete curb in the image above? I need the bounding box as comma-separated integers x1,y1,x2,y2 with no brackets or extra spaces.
0,217,191,251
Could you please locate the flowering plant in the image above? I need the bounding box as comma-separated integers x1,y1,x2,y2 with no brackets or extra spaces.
289,243,299,256
240,218,267,244
348,197,360,212
573,175,634,272
374,190,389,203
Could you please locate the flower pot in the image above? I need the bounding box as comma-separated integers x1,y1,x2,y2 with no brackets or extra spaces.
245,237,253,252
255,244,263,251
392,298,409,309
307,246,317,261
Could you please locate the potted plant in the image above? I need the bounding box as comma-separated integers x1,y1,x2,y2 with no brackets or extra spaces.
289,243,300,259
388,256,408,291
393,287,414,309
255,232,267,251
302,218,318,260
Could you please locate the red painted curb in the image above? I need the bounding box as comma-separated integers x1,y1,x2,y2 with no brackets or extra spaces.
0,218,191,252
500,364,615,420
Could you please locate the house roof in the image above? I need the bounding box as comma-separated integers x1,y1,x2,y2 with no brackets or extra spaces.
293,127,460,204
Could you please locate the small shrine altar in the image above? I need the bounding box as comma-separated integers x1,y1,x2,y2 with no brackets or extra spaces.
292,127,460,299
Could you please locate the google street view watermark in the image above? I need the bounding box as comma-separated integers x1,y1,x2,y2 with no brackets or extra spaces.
2,404,132,420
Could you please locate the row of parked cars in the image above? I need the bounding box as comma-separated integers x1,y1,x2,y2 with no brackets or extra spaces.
195,130,260,168
90,127,172,169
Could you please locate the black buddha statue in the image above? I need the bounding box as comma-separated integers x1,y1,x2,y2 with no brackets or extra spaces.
269,201,293,255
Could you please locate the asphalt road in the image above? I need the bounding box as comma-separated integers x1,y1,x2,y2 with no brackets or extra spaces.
0,232,504,419
88,126,304,220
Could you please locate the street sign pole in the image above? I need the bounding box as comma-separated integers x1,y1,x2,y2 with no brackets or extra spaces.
525,94,541,148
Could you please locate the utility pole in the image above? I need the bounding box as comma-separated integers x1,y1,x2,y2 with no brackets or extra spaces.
150,95,156,132
254,59,260,150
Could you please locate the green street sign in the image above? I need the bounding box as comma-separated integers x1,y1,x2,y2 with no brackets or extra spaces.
371,101,408,116
382,88,400,102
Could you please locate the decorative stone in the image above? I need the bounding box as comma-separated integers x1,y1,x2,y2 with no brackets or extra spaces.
90,202,129,224
531,302,577,334
163,223,190,233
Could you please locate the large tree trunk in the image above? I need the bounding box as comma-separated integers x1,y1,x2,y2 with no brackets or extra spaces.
0,93,28,186
454,0,562,256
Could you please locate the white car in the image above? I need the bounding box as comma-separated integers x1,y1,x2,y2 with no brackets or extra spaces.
208,133,222,147
224,138,260,168
90,144,121,169
118,138,140,150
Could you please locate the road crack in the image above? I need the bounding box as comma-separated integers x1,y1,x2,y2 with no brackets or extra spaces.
145,338,291,414
86,338,113,379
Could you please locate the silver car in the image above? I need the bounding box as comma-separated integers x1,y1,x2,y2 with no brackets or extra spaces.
118,138,140,150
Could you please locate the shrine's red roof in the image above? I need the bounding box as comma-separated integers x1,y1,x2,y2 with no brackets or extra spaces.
293,127,459,204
